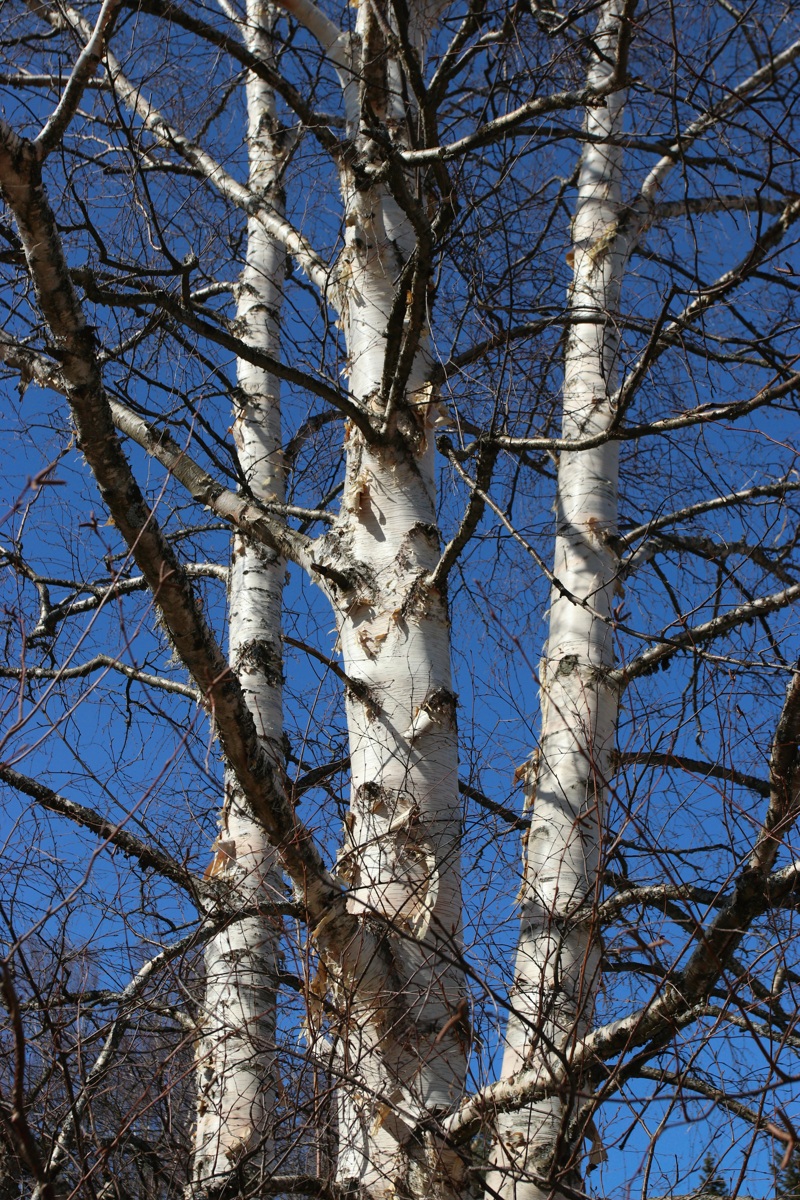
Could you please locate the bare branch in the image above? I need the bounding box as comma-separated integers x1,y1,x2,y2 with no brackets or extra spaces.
615,750,770,797
30,922,226,1198
654,195,795,218
639,34,800,205
0,117,352,947
634,1065,778,1136
0,653,199,698
108,397,323,577
39,1,331,291
22,564,227,640
614,196,800,415
619,478,800,547
397,81,627,166
489,369,800,454
428,440,498,590
750,666,800,875
0,761,207,903
77,276,371,435
612,584,800,685
34,0,122,157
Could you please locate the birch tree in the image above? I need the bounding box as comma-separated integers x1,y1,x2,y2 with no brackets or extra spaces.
191,1,286,1190
487,5,629,1194
2,2,800,1200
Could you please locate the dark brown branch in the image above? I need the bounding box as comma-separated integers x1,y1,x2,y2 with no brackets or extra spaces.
429,439,499,589
0,966,56,1200
614,196,800,417
76,276,373,438
490,369,800,454
751,666,800,875
0,761,208,903
615,750,770,797
284,635,374,705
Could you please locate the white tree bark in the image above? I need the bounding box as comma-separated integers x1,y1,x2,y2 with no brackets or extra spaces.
192,4,287,1189
329,276,467,1200
325,229,467,1199
487,5,628,1199
308,4,468,1195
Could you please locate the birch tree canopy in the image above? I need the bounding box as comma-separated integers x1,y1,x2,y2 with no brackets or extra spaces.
1,2,800,1199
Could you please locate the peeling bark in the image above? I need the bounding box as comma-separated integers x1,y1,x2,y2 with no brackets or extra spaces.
306,2,468,1193
328,410,466,1199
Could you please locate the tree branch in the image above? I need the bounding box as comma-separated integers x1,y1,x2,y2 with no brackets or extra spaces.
0,116,353,950
612,584,800,685
490,369,800,454
614,196,800,415
615,750,770,797
33,0,332,290
654,195,795,218
22,565,227,640
0,761,207,903
34,0,122,157
639,33,800,206
77,277,371,436
107,397,323,577
0,653,199,699
396,80,628,166
30,922,229,1198
428,439,498,590
750,665,800,875
619,478,800,548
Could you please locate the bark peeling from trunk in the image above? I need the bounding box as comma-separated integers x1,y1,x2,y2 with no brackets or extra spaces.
328,324,467,1200
314,3,469,1191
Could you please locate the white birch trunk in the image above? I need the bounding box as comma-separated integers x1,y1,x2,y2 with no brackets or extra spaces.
330,265,467,1200
326,214,466,1200
487,6,627,1199
192,5,287,1189
320,12,467,1192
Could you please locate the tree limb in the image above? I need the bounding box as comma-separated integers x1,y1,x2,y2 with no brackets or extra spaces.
107,397,323,577
0,116,353,950
34,0,122,157
612,584,800,685
0,653,199,699
615,750,770,797
0,761,209,903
